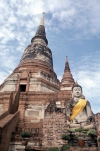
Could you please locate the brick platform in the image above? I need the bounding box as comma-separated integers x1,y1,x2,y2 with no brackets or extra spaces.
69,146,100,151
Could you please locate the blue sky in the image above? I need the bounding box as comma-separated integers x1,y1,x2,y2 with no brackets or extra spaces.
0,0,100,113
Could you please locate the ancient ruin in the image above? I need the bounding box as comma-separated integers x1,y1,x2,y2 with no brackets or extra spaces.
0,13,100,151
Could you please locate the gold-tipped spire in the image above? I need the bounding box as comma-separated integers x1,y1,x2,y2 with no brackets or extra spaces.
40,12,45,26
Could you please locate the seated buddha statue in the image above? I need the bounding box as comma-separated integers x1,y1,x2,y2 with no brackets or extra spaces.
65,82,95,130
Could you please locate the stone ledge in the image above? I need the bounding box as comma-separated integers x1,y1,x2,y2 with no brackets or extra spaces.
24,146,100,151
69,146,99,151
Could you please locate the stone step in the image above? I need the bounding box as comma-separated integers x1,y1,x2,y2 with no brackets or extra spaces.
0,114,15,127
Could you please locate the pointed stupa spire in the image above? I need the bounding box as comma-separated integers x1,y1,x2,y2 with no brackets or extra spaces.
75,81,78,85
60,57,74,90
40,12,45,26
31,13,48,44
72,81,82,90
66,56,68,62
64,56,70,71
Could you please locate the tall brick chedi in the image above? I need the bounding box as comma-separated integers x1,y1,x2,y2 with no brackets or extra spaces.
60,56,74,91
0,14,75,151
0,13,60,93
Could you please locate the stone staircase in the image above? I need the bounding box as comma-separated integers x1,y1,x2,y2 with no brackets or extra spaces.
0,111,20,151
0,114,16,127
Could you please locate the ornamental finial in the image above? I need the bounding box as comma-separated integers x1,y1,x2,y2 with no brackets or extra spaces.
40,12,45,26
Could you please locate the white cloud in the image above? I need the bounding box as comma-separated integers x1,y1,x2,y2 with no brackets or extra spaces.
70,51,100,113
0,0,100,47
0,71,9,84
73,70,100,97
46,0,100,36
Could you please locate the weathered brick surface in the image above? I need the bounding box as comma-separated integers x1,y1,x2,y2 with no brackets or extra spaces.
42,112,67,147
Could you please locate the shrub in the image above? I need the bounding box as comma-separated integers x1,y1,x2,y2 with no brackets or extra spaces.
75,135,78,139
21,131,31,138
48,147,59,151
75,127,83,132
67,128,75,133
82,130,88,134
60,144,70,151
87,129,96,136
61,134,70,140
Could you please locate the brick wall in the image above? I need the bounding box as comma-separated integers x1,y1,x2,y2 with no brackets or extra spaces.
43,112,67,147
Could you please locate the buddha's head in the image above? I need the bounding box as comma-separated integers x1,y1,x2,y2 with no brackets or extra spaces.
72,82,82,98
